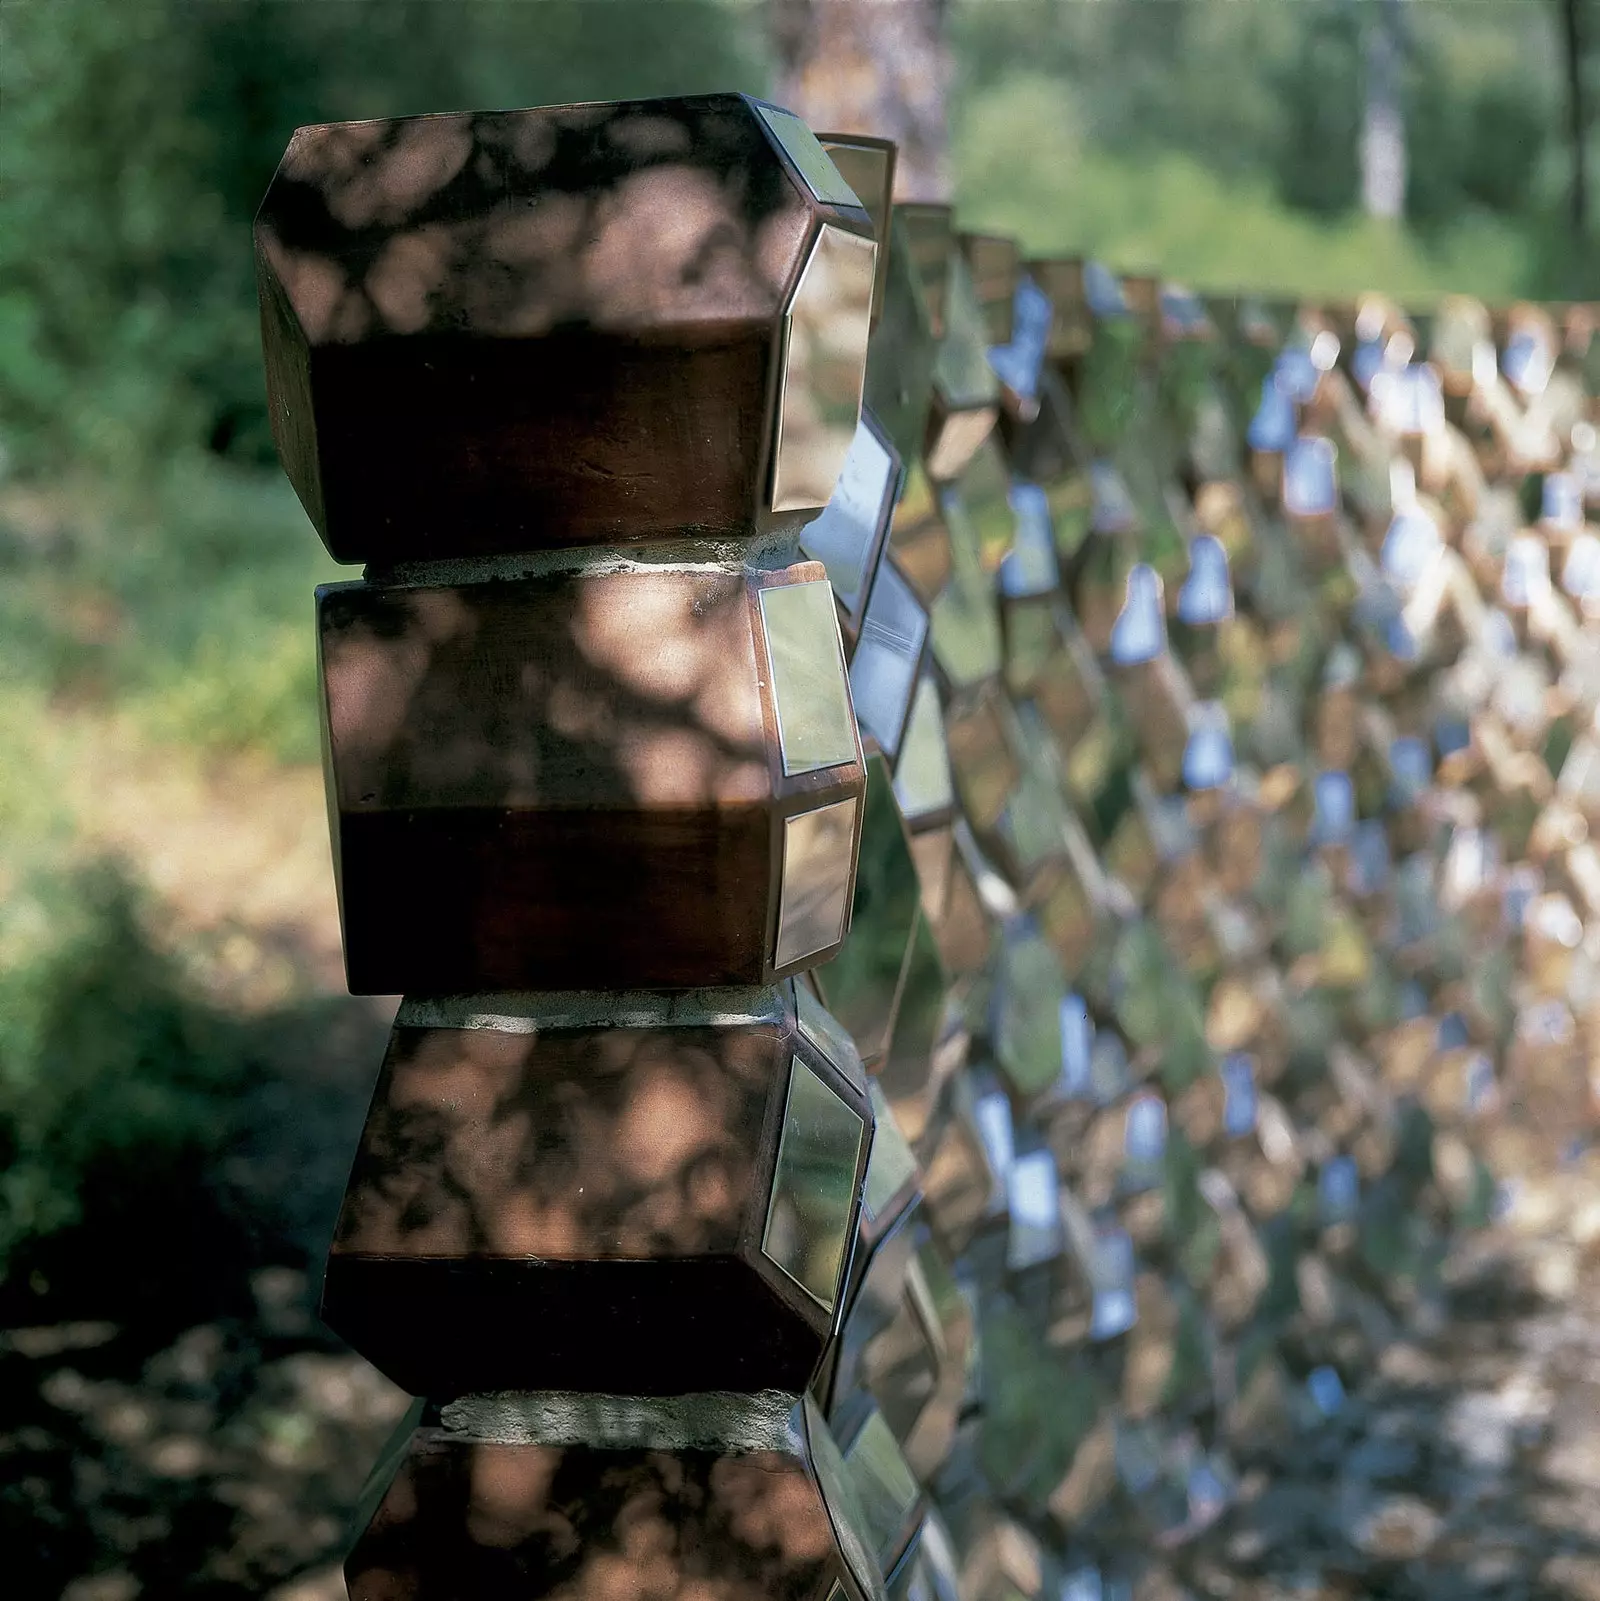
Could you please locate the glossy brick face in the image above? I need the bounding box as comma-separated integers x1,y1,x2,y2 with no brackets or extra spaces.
323,991,873,1397
256,93,875,561
348,1434,845,1601
318,563,864,992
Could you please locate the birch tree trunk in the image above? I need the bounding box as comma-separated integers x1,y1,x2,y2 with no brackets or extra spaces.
1360,0,1407,221
770,0,952,201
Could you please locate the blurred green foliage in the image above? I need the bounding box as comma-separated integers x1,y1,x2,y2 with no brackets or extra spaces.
0,0,768,477
954,76,1531,303
0,462,339,763
0,860,247,1279
0,0,769,768
951,0,1589,301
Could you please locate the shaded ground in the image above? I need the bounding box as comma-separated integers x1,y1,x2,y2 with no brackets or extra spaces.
3,736,407,1599
1160,1179,1600,1601
2,988,405,1601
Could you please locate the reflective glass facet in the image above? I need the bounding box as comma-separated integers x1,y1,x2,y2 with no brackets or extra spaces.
1161,283,1209,337
1062,1570,1106,1601
946,694,1019,830
1006,1148,1063,1269
1182,701,1234,791
1347,819,1391,896
760,579,859,777
1058,993,1094,1098
1371,364,1444,436
958,441,1017,571
774,224,877,512
998,759,1073,878
973,1089,1015,1182
818,138,891,223
1220,1054,1258,1137
988,274,1053,402
1319,1156,1360,1224
1089,461,1139,534
818,137,894,324
933,253,1004,413
996,928,1072,1096
866,212,938,465
1109,565,1167,664
1310,770,1355,845
755,104,867,211
1308,1364,1346,1416
1389,736,1432,804
893,677,955,822
1176,535,1233,624
876,916,951,1146
1084,260,1127,316
1543,471,1583,530
1282,436,1338,517
1563,532,1600,600
862,1080,919,1223
803,1396,891,1601
889,465,953,604
999,482,1060,598
1503,535,1551,607
1122,1092,1168,1188
1503,325,1553,395
763,1054,866,1312
926,406,1001,486
908,828,954,925
1089,1225,1137,1340
1464,1052,1497,1115
1431,294,1485,358
1247,377,1296,453
1382,507,1442,592
898,204,954,337
796,979,868,1090
802,416,899,614
852,561,929,757
908,1513,961,1601
777,796,860,969
816,756,921,1061
1275,344,1321,404
929,504,1004,687
843,1408,923,1571
961,233,1019,345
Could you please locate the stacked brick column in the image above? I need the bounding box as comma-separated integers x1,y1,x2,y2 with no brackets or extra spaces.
257,95,896,1601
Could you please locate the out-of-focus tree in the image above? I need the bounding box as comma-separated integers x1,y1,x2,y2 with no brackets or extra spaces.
1558,0,1589,234
1361,0,1408,220
0,0,763,476
1405,46,1548,233
770,0,952,199
1271,3,1363,217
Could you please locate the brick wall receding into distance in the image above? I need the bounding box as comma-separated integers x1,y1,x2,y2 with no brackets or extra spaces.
256,103,1600,1601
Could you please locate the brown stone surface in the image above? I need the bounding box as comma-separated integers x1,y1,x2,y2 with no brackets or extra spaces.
318,563,864,993
256,94,873,561
347,1431,842,1601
